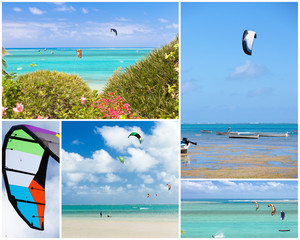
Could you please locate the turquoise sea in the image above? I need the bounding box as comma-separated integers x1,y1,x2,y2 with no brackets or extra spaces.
4,48,152,91
181,199,298,238
62,204,178,221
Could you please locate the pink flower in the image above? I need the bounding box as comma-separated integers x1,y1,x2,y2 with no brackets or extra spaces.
37,116,49,119
80,95,86,104
2,107,7,117
13,103,24,113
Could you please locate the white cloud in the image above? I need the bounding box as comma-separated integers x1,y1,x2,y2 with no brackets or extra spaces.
95,125,143,151
126,148,158,172
158,18,169,23
103,173,122,183
182,181,219,192
13,7,22,12
82,8,88,14
228,60,269,80
166,23,178,29
29,7,45,15
55,5,76,12
62,149,119,174
138,174,154,184
156,172,178,186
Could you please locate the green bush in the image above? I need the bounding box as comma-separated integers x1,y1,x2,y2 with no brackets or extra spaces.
2,70,138,119
102,36,179,119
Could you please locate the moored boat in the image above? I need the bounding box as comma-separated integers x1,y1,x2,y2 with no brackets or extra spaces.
229,133,259,139
257,132,289,137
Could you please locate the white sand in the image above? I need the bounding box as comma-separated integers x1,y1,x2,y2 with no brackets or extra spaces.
62,218,179,238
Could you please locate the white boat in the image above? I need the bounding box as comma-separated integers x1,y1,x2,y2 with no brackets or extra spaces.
257,132,289,137
229,133,259,139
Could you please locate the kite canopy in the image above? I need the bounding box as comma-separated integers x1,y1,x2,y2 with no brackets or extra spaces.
128,132,142,144
242,30,257,55
167,184,171,191
77,49,82,58
119,156,124,164
2,125,60,231
281,211,285,220
110,28,117,36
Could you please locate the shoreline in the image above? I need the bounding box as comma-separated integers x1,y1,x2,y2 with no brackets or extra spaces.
62,217,179,238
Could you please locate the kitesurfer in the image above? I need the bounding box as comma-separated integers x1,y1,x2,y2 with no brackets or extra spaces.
182,137,197,146
100,211,102,218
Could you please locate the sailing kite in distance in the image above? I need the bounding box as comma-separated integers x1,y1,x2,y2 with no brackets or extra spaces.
110,28,117,36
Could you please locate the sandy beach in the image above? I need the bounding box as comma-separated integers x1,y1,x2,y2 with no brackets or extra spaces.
182,144,298,178
62,218,179,238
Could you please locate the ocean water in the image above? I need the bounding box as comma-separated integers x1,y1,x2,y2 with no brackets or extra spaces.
181,199,298,238
4,48,152,91
62,204,178,221
182,123,298,148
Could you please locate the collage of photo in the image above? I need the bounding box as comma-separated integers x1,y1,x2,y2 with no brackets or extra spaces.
2,1,298,239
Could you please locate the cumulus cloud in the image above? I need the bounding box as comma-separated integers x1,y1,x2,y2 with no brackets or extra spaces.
228,60,269,80
29,7,45,15
95,125,143,151
103,173,122,183
138,174,154,184
182,181,219,192
126,148,158,172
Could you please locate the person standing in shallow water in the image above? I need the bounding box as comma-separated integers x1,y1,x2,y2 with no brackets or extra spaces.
100,211,102,218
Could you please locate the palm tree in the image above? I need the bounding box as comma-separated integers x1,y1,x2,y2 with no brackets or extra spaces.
2,47,9,76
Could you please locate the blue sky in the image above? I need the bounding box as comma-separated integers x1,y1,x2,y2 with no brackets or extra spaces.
2,121,60,237
181,2,297,123
3,2,178,48
181,180,298,200
62,121,179,205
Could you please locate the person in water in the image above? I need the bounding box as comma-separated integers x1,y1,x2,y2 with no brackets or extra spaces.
100,211,102,218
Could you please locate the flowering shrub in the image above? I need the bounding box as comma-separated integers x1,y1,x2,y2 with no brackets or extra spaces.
103,36,179,119
2,71,137,119
90,91,137,119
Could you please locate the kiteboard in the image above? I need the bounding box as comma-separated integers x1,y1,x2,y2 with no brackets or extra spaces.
279,229,290,232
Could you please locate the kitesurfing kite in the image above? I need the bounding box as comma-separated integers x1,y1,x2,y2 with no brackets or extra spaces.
147,193,150,198
2,125,60,231
77,49,82,58
128,132,142,144
167,184,171,191
119,156,124,164
242,30,257,55
110,28,117,36
252,201,259,211
281,211,285,220
268,204,276,216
